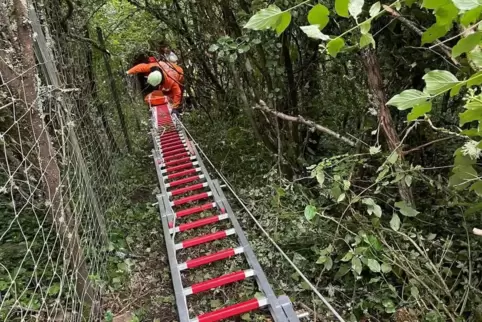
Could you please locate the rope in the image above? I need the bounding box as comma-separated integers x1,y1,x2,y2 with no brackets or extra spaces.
176,118,346,322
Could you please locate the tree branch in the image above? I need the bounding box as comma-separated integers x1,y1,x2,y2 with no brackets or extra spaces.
383,5,457,65
67,34,111,55
253,100,357,147
402,137,452,155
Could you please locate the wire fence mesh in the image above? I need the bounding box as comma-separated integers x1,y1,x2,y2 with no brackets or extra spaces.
0,1,139,321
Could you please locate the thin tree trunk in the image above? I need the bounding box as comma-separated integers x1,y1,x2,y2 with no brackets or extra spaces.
96,26,132,153
361,49,414,205
7,0,97,306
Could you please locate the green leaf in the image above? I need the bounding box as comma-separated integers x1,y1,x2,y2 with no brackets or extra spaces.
467,71,482,87
470,181,482,196
435,2,459,26
468,50,482,68
324,256,333,270
327,38,345,57
387,89,430,110
335,264,351,278
452,32,482,58
411,286,420,298
459,109,482,125
304,205,317,221
276,12,292,35
360,33,375,48
421,23,451,45
405,175,413,187
349,0,365,20
422,0,450,9
407,102,432,121
335,0,350,17
381,263,392,273
370,146,381,155
241,313,251,321
308,4,330,30
449,165,477,189
211,299,222,308
395,201,420,217
300,25,330,40
390,213,401,231
367,259,381,272
388,152,399,164
369,2,381,17
351,257,363,275
450,83,463,97
47,283,61,296
423,70,460,95
452,0,482,11
341,251,354,262
461,6,482,26
316,255,327,264
360,20,371,35
382,299,396,313
244,5,284,30
316,170,325,187
208,44,219,52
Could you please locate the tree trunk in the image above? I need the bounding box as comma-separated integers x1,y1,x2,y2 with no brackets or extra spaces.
361,49,414,205
5,0,97,307
96,26,132,153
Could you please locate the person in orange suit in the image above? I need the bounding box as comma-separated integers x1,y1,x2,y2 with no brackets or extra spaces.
126,61,182,116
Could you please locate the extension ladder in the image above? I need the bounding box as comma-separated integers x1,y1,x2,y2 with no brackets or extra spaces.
150,104,301,322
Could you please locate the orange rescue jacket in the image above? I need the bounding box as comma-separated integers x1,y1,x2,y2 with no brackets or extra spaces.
127,62,182,108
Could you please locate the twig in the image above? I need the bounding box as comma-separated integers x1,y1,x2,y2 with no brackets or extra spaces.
383,5,457,65
402,137,453,155
430,21,482,50
253,100,357,147
67,34,111,55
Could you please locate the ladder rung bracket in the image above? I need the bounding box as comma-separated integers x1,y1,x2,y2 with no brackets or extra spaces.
165,167,201,180
178,246,244,271
184,269,255,296
190,297,268,322
162,161,198,174
169,182,209,197
166,174,205,188
171,191,212,207
175,228,235,250
175,202,216,218
170,213,228,233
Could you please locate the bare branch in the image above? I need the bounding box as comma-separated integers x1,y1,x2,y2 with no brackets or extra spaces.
402,137,452,155
383,5,457,65
253,100,357,147
67,34,111,55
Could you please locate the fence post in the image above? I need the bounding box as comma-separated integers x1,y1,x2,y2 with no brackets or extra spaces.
96,26,132,153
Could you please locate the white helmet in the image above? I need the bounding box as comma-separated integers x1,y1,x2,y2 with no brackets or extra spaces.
168,52,178,63
147,70,163,86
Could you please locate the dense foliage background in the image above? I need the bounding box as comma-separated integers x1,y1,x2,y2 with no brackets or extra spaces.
2,0,482,321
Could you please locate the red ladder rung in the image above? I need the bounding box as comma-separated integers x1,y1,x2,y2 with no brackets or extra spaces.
162,140,185,149
169,182,208,197
170,213,228,233
160,131,179,138
171,191,212,207
178,247,244,271
166,175,204,188
164,162,196,174
175,228,235,250
161,133,183,142
191,297,268,322
163,152,190,162
161,144,187,154
184,269,255,296
163,156,194,167
174,202,216,218
166,168,200,180
162,147,188,157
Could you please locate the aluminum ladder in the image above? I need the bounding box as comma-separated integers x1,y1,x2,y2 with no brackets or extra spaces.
150,103,301,322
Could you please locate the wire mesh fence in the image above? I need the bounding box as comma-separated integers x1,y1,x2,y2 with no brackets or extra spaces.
0,1,138,321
